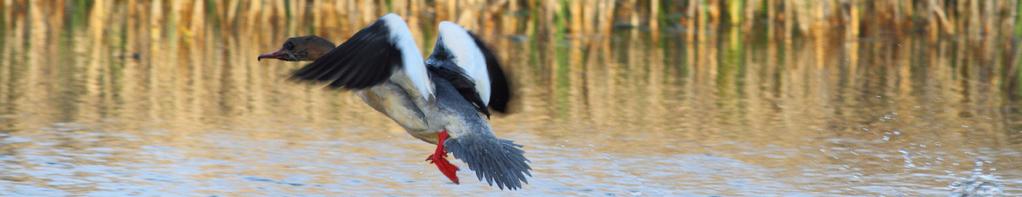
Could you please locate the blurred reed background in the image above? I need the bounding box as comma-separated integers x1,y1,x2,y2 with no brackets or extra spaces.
7,0,1022,41
3,0,1022,129
4,0,1022,89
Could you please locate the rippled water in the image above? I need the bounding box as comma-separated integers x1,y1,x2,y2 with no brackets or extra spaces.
3,8,1022,197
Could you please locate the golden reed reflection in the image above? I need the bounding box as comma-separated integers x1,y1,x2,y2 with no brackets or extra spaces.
0,1,1019,147
1,1,1022,195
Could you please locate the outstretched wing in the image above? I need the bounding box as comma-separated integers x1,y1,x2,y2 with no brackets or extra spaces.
291,13,433,100
427,22,512,116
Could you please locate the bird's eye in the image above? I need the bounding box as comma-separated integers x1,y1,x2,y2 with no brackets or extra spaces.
283,42,295,50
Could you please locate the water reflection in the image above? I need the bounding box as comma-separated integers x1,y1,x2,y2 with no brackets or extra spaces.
1,1,1021,196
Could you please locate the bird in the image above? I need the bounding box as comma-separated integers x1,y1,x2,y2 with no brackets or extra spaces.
257,13,530,190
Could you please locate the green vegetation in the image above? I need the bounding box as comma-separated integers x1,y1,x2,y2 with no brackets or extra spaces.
4,0,1022,98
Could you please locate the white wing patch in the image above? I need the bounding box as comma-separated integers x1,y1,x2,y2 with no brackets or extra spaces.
381,14,434,100
437,22,491,104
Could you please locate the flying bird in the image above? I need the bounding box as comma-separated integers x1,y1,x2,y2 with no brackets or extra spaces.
258,13,529,190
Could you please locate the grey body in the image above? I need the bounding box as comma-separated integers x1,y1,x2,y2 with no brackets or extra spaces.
355,72,487,144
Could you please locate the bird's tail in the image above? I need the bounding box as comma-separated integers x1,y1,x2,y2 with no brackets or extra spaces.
444,133,531,190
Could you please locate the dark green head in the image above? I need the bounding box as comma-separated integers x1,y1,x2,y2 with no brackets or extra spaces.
258,35,335,62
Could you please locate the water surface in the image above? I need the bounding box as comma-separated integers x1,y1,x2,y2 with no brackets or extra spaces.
1,5,1021,197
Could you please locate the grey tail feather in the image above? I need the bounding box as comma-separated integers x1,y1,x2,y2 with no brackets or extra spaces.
444,134,531,190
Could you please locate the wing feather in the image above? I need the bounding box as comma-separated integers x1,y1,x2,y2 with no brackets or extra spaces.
429,22,513,115
467,32,511,113
290,13,433,100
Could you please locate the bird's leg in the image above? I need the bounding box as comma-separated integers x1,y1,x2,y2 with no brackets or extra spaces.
426,130,459,184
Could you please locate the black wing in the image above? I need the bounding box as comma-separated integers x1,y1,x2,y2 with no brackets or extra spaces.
427,23,513,118
427,37,492,117
467,32,512,114
290,19,401,89
429,64,491,117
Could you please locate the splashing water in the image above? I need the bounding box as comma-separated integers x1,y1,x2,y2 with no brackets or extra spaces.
900,149,916,169
948,160,1004,197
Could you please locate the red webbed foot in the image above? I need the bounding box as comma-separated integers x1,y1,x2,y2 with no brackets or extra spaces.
426,130,459,184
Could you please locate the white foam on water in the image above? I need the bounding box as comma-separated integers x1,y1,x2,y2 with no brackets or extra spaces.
948,160,1004,197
